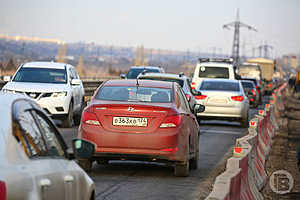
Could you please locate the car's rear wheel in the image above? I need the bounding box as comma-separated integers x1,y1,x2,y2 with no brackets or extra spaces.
174,160,189,177
74,98,84,126
241,112,249,128
78,159,93,172
62,102,73,128
190,136,199,170
174,143,190,177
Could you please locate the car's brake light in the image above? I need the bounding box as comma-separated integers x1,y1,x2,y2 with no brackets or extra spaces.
0,181,6,200
256,86,260,94
160,115,183,128
251,89,256,96
191,82,196,89
195,95,207,100
82,110,100,126
268,83,272,88
231,96,244,102
185,94,191,102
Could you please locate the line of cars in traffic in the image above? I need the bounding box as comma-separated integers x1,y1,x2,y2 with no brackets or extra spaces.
0,58,268,199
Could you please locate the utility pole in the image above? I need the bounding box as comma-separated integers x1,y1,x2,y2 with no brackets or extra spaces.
223,9,257,66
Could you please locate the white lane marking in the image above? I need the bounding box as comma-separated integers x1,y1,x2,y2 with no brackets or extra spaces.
201,129,243,135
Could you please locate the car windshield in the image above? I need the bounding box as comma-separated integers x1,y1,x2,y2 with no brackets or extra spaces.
139,77,184,87
199,67,229,78
127,68,160,79
13,67,67,84
96,86,172,103
242,82,255,89
200,81,240,91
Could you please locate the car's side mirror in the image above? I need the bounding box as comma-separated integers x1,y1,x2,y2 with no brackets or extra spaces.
192,89,201,96
71,79,81,85
72,139,95,159
194,104,205,113
120,74,126,79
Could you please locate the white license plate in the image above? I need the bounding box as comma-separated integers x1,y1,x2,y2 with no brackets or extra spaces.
113,117,148,127
210,98,227,104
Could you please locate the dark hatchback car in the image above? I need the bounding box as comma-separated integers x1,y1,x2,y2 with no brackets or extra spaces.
241,77,263,104
137,72,201,114
78,79,205,177
120,66,165,79
241,80,259,108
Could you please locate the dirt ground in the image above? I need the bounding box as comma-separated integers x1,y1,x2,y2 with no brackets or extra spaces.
262,120,300,200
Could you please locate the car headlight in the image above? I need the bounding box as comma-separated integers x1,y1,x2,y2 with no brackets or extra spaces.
51,91,67,98
2,89,16,94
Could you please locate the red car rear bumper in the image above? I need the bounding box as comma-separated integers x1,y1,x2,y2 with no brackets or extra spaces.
80,124,188,162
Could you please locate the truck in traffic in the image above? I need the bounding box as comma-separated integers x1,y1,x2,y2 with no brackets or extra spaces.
246,58,275,94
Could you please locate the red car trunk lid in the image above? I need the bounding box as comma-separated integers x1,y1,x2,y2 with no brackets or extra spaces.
92,104,174,133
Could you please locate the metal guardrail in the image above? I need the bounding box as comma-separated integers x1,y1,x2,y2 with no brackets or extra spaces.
0,80,105,97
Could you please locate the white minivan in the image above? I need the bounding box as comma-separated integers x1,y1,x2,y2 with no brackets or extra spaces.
191,58,237,90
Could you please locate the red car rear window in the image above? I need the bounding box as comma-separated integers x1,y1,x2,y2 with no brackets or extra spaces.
96,86,172,103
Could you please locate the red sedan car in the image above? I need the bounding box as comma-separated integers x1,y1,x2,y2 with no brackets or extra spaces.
78,79,204,176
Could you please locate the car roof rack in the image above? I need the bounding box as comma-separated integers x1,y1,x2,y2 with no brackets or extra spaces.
198,58,234,64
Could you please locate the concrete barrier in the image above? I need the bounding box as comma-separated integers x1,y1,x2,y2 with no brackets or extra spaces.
205,87,286,200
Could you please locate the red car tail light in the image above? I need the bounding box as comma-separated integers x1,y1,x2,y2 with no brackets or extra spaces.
268,83,272,88
82,110,101,126
191,82,196,89
256,86,260,94
195,95,207,100
185,94,191,102
0,181,6,200
251,89,256,96
231,96,244,102
160,115,183,128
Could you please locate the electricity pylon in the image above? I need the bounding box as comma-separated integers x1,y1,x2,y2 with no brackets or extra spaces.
258,42,273,59
223,9,257,66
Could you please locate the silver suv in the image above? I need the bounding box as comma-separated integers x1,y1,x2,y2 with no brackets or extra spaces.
2,61,85,128
121,66,165,79
137,72,200,114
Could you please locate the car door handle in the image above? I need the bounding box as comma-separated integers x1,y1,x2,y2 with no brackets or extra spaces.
64,175,74,183
40,178,51,188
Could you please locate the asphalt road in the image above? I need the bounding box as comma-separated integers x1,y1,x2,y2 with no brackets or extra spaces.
59,103,263,200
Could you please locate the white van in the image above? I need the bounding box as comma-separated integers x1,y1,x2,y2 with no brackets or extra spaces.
191,58,236,90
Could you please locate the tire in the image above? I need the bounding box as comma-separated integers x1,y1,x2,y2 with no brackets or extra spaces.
241,112,249,128
174,142,190,177
190,136,199,170
74,98,84,126
73,114,81,126
174,161,189,177
61,102,73,128
78,159,93,172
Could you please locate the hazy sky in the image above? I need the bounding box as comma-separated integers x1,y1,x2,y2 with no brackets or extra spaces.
1,0,299,56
